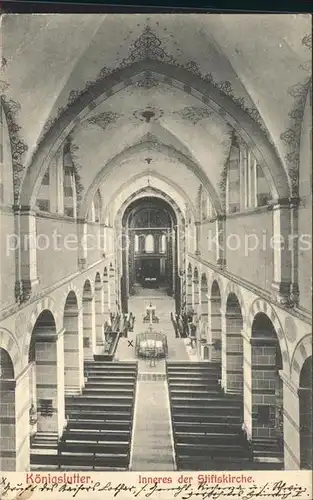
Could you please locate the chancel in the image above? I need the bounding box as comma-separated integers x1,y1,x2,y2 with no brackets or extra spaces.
0,14,312,473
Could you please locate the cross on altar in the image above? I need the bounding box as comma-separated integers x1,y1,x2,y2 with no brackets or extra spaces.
146,302,156,325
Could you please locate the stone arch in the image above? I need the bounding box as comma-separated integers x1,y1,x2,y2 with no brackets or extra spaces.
224,281,246,321
0,328,21,378
290,334,312,388
19,61,289,209
23,297,59,360
104,169,196,222
209,273,224,299
59,283,82,318
248,298,290,373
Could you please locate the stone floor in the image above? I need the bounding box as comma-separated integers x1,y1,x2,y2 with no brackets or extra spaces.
116,289,195,470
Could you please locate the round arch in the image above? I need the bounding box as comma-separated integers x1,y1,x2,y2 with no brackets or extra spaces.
0,328,22,378
82,139,221,220
224,281,246,321
103,169,197,222
23,297,59,361
248,298,290,373
290,334,312,388
19,61,289,208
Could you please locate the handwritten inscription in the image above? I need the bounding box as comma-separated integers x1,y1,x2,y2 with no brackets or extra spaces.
0,477,311,500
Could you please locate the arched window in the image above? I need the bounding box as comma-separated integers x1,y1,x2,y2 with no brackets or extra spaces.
145,234,154,253
134,234,139,253
161,234,167,253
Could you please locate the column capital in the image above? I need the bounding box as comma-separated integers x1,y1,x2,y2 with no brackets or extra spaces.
13,205,37,215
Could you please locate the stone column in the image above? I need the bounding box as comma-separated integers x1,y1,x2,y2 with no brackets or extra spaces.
186,271,193,314
224,312,243,394
0,378,16,470
109,267,117,314
243,331,253,441
14,206,39,301
83,294,96,359
208,298,222,362
271,199,292,305
64,305,84,395
216,215,226,268
103,273,110,322
280,371,301,470
15,364,31,471
35,327,65,437
195,221,201,256
251,337,278,441
95,283,104,346
77,219,87,271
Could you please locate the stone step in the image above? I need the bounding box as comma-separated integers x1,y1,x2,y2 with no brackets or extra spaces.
63,430,130,441
67,411,131,420
176,456,252,471
175,432,242,445
87,375,137,381
59,441,129,454
175,442,250,457
86,381,135,388
173,421,241,433
66,395,133,404
172,413,241,423
31,452,129,469
171,404,242,414
170,389,220,397
67,420,131,431
83,388,134,395
66,402,133,411
171,397,241,406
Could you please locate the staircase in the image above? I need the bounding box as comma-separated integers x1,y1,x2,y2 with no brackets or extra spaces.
166,361,252,470
31,361,137,470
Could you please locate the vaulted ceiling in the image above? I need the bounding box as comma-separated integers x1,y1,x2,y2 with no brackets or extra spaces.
2,13,311,216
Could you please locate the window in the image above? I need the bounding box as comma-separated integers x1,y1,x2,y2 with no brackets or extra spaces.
134,234,139,253
161,234,166,253
145,234,154,253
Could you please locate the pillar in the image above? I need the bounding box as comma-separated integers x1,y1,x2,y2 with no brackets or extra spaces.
109,267,117,314
208,298,222,362
251,337,278,440
280,372,301,469
95,283,104,346
186,271,193,314
224,312,243,394
271,199,292,305
15,364,31,471
77,219,87,271
216,215,226,268
64,306,84,395
0,378,16,470
103,274,110,322
14,206,39,301
83,295,96,359
243,331,252,441
35,327,65,437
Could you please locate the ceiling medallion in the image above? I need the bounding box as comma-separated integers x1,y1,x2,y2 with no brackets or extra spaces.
173,106,213,125
133,106,164,123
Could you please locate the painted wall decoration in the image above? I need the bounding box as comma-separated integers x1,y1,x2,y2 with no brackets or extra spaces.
173,106,213,125
1,91,28,203
39,26,270,149
87,111,121,131
280,33,312,196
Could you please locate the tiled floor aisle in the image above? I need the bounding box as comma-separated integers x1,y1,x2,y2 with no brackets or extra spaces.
116,290,192,470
